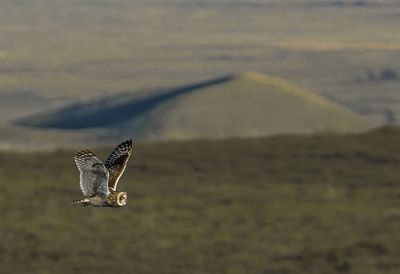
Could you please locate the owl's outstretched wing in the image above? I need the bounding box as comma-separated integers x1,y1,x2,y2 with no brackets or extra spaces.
104,139,133,191
74,150,110,198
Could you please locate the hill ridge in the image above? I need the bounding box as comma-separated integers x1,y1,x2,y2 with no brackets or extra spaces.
15,71,373,140
233,71,344,110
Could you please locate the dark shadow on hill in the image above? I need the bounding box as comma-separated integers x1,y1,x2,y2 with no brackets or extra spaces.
15,76,231,130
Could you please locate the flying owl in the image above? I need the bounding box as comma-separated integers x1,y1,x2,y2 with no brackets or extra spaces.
73,139,133,207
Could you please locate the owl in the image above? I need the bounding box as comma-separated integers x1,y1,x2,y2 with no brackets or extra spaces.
73,139,133,207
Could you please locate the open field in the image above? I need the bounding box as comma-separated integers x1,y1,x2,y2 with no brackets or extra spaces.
1,127,400,273
1,0,400,125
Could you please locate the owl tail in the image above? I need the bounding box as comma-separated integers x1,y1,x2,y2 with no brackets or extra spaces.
72,198,90,207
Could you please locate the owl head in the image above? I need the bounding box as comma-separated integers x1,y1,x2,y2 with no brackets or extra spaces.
116,191,128,206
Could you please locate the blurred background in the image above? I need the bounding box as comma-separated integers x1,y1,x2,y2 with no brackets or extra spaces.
0,0,400,273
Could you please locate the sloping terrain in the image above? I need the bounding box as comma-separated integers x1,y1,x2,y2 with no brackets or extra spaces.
16,72,373,141
0,91,68,123
1,0,400,125
0,127,399,274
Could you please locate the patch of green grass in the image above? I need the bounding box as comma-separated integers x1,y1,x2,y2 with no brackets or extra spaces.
1,128,400,273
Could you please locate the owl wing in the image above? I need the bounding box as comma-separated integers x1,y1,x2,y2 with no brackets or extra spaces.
104,139,133,191
74,150,110,198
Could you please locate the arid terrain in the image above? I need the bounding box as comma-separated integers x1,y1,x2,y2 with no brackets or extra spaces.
1,0,400,141
0,1,399,274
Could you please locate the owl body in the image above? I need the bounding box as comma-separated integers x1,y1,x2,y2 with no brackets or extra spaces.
73,190,127,207
73,195,108,207
73,140,133,208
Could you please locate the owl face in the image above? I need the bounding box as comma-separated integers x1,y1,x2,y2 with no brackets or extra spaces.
116,192,128,206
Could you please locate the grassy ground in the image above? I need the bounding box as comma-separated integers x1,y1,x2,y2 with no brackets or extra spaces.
0,127,400,273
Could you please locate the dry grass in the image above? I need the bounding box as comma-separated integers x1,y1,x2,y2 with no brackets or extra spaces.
0,127,400,273
0,0,400,98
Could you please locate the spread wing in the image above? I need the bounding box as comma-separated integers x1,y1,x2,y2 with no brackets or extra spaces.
74,150,110,198
104,139,133,191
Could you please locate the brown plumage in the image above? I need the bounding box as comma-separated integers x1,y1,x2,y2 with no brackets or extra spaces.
73,140,133,207
105,139,133,191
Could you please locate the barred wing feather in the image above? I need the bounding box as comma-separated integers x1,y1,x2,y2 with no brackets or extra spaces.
104,140,133,191
74,150,110,198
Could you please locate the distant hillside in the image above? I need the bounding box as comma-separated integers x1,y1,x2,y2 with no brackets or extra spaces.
0,91,67,123
15,72,374,141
